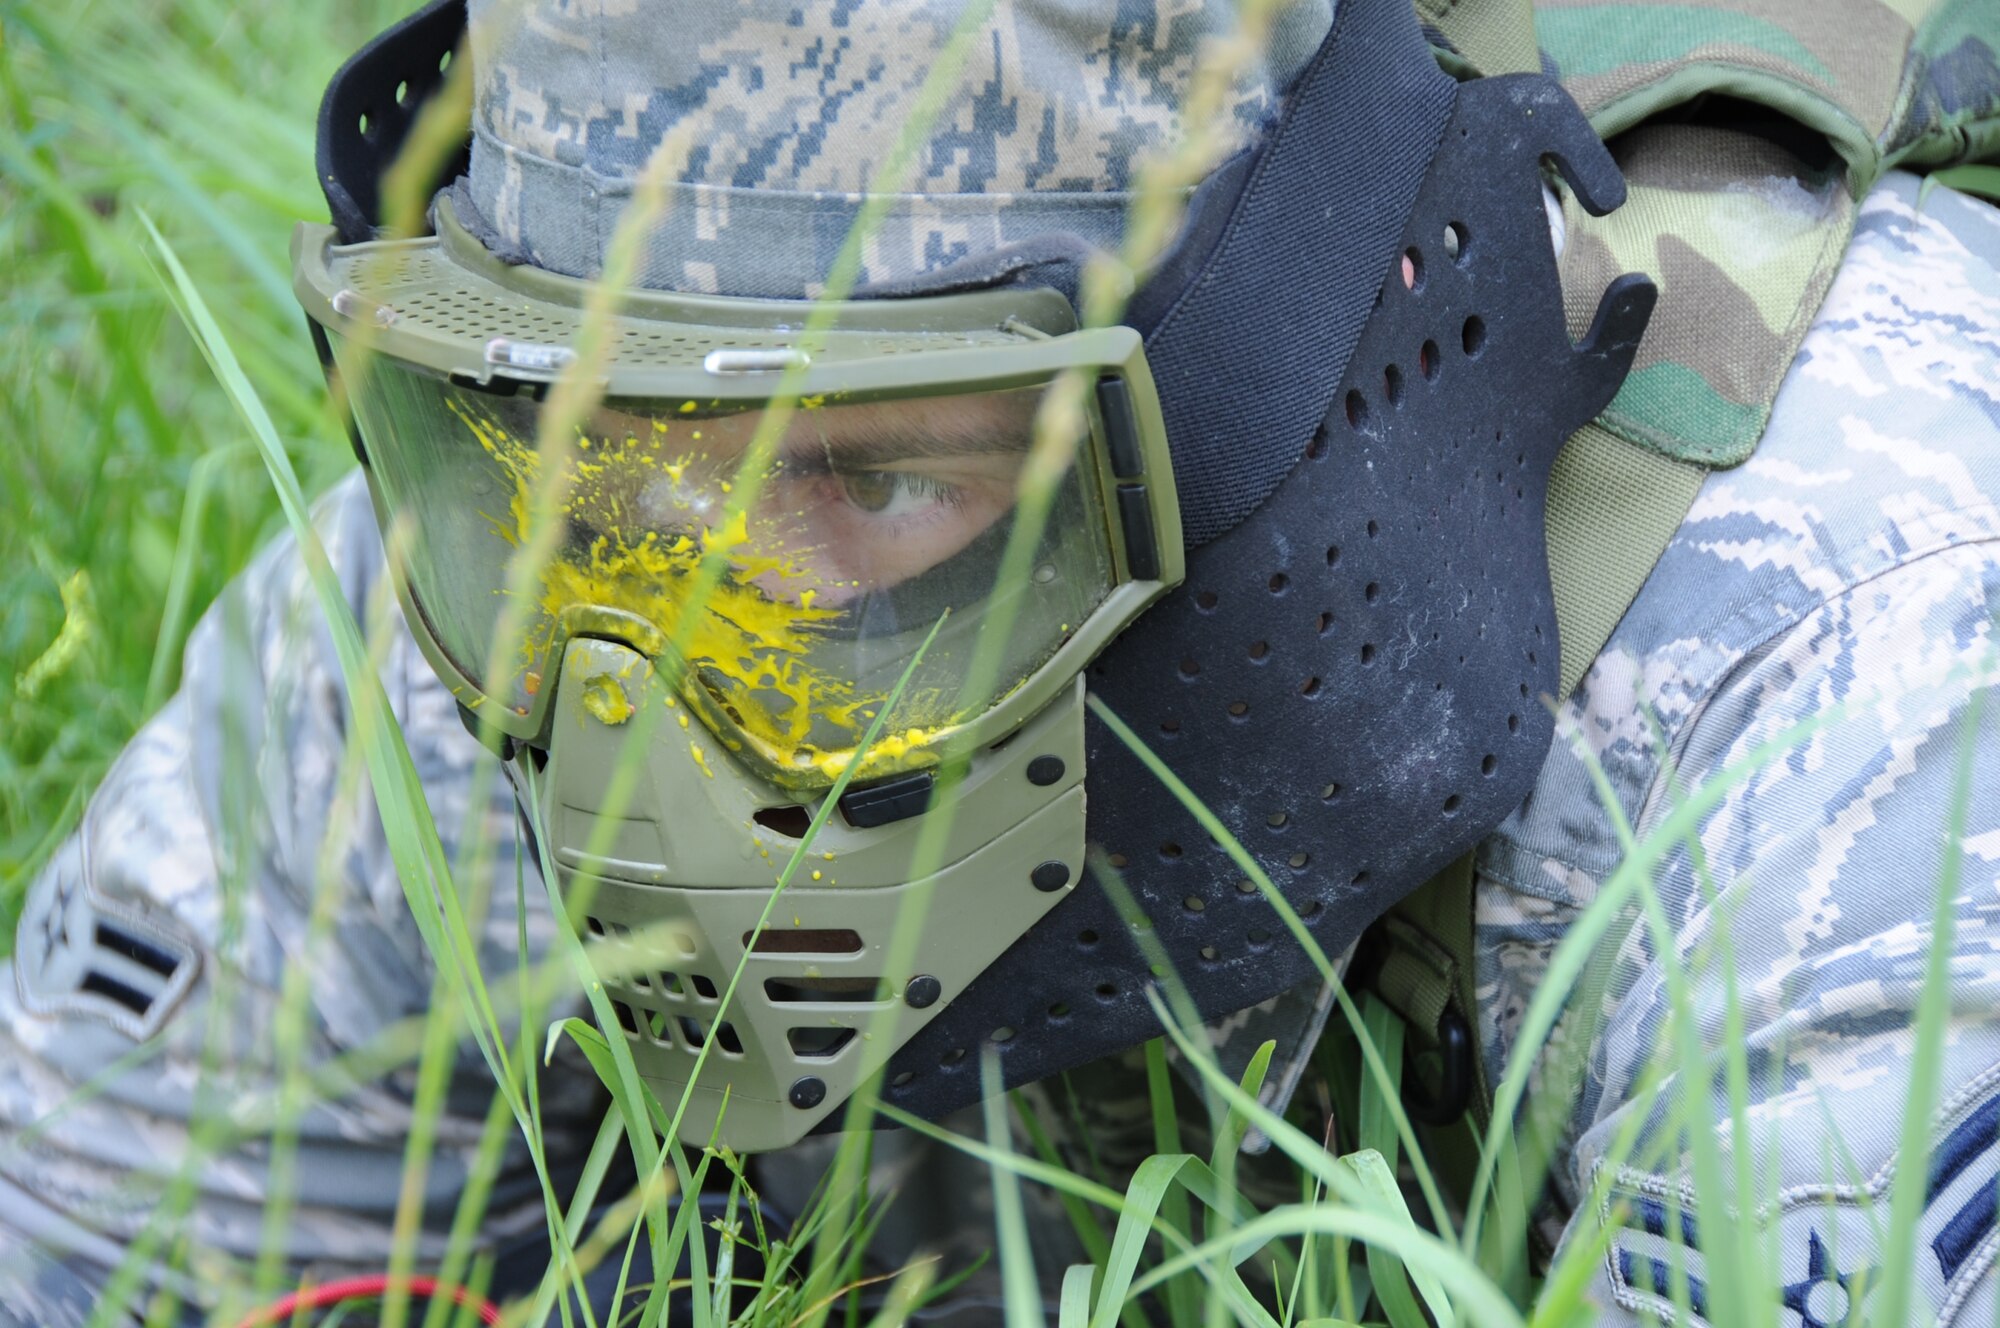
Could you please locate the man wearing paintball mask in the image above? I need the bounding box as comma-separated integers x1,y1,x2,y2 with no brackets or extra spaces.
5,0,2000,1323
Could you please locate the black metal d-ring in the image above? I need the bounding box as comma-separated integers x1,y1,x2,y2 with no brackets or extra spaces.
1402,1006,1474,1126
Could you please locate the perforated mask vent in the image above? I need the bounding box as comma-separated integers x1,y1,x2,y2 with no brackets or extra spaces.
328,243,1011,371
875,73,1653,1121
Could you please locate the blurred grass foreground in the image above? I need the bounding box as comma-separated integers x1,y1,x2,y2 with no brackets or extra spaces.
1,0,380,922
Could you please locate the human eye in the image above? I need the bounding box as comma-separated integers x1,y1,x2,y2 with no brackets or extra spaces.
832,468,967,519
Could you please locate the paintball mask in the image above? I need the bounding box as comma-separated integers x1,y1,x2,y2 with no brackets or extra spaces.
300,0,1655,1151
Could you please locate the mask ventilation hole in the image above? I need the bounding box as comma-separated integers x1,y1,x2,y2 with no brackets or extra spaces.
788,1027,857,1058
753,805,815,839
765,977,885,1004
1444,221,1468,262
744,929,864,955
658,1014,742,1056
1462,315,1487,357
1345,390,1371,432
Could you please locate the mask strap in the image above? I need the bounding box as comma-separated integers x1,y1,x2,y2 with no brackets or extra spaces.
317,0,470,243
1130,0,1458,546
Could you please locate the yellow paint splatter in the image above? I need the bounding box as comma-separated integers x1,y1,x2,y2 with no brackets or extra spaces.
810,870,822,881
454,401,947,783
580,673,633,725
700,508,749,556
689,740,714,778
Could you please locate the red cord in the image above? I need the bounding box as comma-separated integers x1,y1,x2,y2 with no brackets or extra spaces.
233,1273,503,1327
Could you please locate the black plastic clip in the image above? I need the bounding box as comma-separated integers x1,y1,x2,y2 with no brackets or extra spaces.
1402,1006,1474,1127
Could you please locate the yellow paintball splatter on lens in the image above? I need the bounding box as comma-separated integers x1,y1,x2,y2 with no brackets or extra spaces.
449,401,942,781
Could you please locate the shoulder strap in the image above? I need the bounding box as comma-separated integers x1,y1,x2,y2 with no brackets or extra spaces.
1415,0,1540,76
1549,425,1706,695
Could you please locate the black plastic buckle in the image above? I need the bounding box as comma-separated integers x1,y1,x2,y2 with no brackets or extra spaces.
1402,1005,1474,1127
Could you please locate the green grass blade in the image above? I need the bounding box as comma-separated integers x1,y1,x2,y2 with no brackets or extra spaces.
1875,679,1990,1326
1060,1266,1100,1328
984,1049,1049,1328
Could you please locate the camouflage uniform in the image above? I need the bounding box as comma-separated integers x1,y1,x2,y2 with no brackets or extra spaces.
454,0,1336,295
5,2,2000,1326
1485,171,2000,1325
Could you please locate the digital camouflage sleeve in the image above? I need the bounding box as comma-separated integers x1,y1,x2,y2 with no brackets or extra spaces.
1479,175,2000,1324
0,480,603,1324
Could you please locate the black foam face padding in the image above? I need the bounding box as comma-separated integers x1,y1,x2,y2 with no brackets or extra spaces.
1136,0,1456,548
316,0,469,243
878,74,1654,1123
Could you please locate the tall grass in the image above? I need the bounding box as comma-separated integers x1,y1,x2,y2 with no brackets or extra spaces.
2,1,1991,1326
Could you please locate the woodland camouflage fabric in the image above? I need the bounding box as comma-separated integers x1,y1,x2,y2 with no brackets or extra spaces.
1553,123,1855,468
1543,0,2000,472
1537,0,2000,166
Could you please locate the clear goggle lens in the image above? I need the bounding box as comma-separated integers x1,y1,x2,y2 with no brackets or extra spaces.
340,347,1117,784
